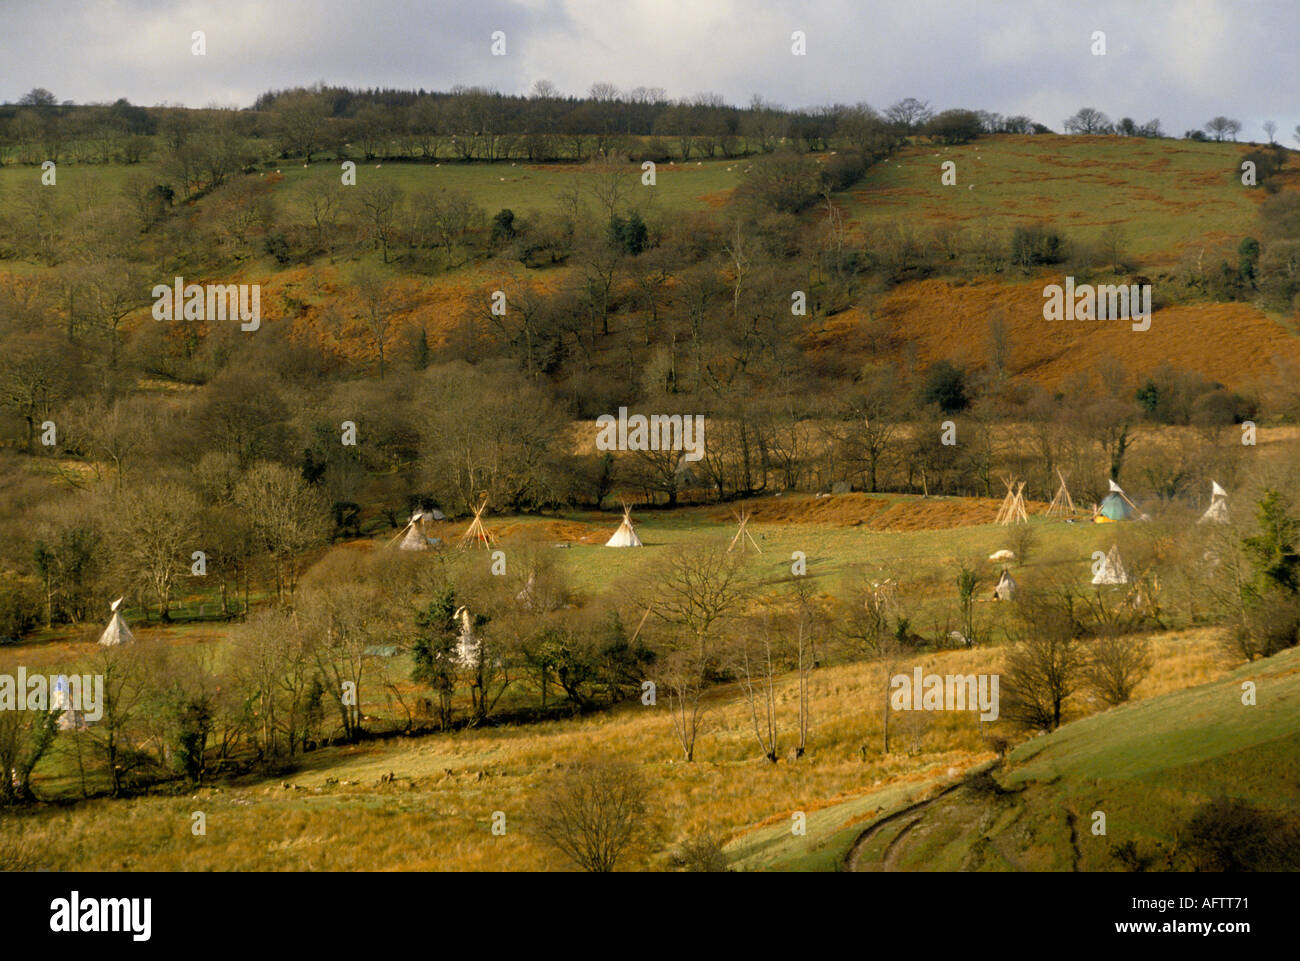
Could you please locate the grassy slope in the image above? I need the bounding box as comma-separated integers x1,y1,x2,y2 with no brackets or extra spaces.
0,155,740,220
4,136,1296,391
266,156,742,218
821,136,1300,392
841,134,1262,264
5,625,1229,871
844,644,1300,872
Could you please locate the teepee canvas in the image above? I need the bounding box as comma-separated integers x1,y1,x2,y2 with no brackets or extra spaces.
992,569,1018,600
605,503,643,547
1095,479,1141,523
52,675,87,731
97,597,135,647
1092,544,1129,585
1199,481,1229,524
393,511,431,551
453,606,482,669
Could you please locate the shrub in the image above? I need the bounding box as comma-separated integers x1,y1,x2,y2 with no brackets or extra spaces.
1085,632,1153,705
671,831,731,871
1181,798,1300,871
608,213,648,255
919,361,970,414
0,581,41,639
1239,146,1287,188
738,151,821,214
263,232,291,265
491,208,517,244
1010,224,1069,268
926,109,983,145
1230,592,1300,660
819,150,868,192
534,755,654,872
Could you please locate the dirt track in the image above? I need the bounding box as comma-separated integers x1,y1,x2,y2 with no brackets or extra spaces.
844,782,964,872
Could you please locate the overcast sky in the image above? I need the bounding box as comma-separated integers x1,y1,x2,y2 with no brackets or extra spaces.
1,0,1294,139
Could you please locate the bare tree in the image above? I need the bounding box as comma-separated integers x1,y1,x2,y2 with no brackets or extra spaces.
841,573,907,753
735,610,780,762
357,183,402,263
587,165,632,222
269,87,332,161
116,480,201,621
671,831,731,871
89,642,151,795
1099,223,1127,274
411,189,483,267
884,98,933,133
297,578,382,742
1085,630,1152,705
1205,116,1241,142
65,395,156,490
534,755,654,872
351,264,407,378
648,545,750,761
1064,107,1111,134
1001,589,1086,730
232,462,332,603
302,178,342,251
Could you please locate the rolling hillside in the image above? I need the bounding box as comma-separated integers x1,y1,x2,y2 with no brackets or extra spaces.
4,626,1233,872
842,644,1300,872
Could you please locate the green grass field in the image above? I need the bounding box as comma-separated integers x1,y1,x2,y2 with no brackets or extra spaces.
840,134,1262,264
843,644,1300,871
264,155,743,219
0,133,1271,261
0,156,740,219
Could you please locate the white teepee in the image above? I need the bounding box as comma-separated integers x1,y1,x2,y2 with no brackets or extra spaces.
605,503,643,547
393,511,431,551
453,606,482,669
1199,481,1229,524
52,675,86,731
515,573,536,608
992,569,1018,600
97,597,135,647
1092,544,1130,585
